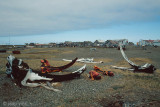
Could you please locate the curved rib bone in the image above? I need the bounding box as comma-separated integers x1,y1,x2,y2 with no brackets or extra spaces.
112,45,156,73
120,45,139,67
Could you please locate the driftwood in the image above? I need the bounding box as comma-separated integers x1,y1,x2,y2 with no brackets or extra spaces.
112,45,156,73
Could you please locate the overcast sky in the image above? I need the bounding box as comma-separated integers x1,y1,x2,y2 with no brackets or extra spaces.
0,0,160,45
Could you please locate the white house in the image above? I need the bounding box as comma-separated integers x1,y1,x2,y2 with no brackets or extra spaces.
93,40,105,47
138,40,154,46
116,39,128,45
153,40,160,46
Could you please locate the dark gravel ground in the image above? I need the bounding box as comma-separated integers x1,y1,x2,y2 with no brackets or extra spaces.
0,46,160,107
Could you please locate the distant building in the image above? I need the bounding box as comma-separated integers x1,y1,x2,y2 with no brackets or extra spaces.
25,43,35,48
93,40,105,47
56,43,65,47
153,40,160,46
35,44,51,48
23,39,131,48
83,41,93,47
116,39,128,45
128,42,134,46
64,41,72,47
105,40,118,48
105,39,128,48
49,43,57,47
29,43,36,46
138,40,154,46
73,42,84,47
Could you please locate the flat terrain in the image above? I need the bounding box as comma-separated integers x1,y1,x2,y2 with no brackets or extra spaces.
0,46,160,107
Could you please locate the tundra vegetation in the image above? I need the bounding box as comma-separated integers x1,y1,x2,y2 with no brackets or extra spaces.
0,46,160,106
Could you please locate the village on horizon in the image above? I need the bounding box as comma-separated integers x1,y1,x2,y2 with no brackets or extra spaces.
0,39,160,49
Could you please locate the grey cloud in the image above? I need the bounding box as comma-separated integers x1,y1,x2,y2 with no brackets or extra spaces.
0,0,160,36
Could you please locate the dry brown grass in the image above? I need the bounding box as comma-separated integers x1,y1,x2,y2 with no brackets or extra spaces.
0,57,7,73
94,58,113,63
108,68,160,94
15,54,55,59
27,50,60,54
103,56,160,95
0,54,10,58
61,50,75,54
1,47,160,106
0,48,61,73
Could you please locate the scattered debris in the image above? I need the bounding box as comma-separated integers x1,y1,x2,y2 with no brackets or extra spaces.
94,66,114,76
88,66,114,80
63,58,103,63
89,70,101,80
